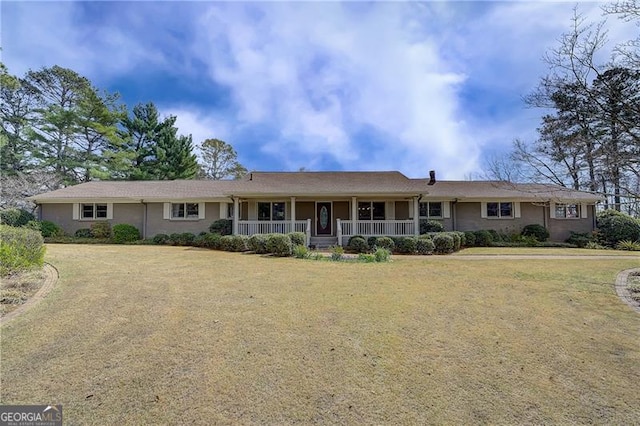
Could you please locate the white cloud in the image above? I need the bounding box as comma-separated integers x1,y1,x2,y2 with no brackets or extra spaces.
162,106,231,159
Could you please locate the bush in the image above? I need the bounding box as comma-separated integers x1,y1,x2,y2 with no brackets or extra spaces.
521,224,550,242
90,222,111,239
220,235,247,252
394,237,416,254
248,234,269,254
112,224,141,244
463,231,476,247
75,228,93,238
375,236,395,252
474,230,493,247
420,219,445,233
330,245,344,261
565,231,592,248
432,233,455,254
347,236,369,253
152,233,170,245
39,220,64,238
168,232,195,246
0,225,45,276
616,240,640,251
293,244,310,259
287,232,306,246
0,208,35,227
374,247,391,262
454,231,466,247
596,210,640,247
367,236,378,249
450,232,461,252
415,237,435,255
201,233,222,249
358,253,376,263
266,233,293,257
209,219,232,236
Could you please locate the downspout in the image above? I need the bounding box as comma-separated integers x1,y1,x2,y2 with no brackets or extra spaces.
141,200,148,239
451,199,458,231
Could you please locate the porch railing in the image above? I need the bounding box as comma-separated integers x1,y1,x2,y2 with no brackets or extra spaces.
339,220,415,237
237,220,308,236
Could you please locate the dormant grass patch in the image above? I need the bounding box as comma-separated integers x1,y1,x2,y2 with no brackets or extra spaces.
1,245,639,424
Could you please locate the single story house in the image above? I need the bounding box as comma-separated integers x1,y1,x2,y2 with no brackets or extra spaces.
28,171,602,245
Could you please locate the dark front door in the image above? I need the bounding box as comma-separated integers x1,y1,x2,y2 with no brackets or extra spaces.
316,202,332,235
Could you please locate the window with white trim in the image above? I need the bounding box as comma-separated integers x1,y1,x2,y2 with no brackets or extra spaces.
172,203,199,219
358,202,385,220
82,203,108,220
257,202,285,221
419,202,442,218
487,202,512,218
555,203,579,219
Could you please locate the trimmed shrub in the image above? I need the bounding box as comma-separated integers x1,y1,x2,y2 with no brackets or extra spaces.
287,232,306,247
266,233,293,257
39,220,64,238
293,244,310,259
474,230,493,247
463,231,476,247
91,222,111,239
201,233,222,249
220,235,247,252
420,219,444,234
179,233,196,246
565,231,591,248
374,247,391,262
394,237,417,254
596,210,640,247
0,208,35,227
521,224,550,242
75,228,93,238
367,236,378,249
152,233,170,245
375,236,395,252
209,219,232,236
347,236,369,253
112,224,141,244
168,233,182,245
450,232,461,251
0,225,45,276
248,234,269,254
432,233,455,254
415,237,435,255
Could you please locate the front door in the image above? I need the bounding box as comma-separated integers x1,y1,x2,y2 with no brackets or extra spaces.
316,202,332,235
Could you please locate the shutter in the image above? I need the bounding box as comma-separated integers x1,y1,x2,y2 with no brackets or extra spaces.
443,201,451,219
219,202,228,219
72,203,79,220
106,203,113,220
198,202,206,219
480,202,487,219
581,203,588,219
514,202,521,218
163,203,171,220
549,202,556,219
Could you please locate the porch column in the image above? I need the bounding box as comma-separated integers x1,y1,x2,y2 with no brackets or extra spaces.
351,196,357,220
290,196,296,232
232,197,239,235
413,196,420,236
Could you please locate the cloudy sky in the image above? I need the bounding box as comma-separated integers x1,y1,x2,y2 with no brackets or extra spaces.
1,1,635,179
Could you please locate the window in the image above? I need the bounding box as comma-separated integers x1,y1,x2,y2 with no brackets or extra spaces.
419,202,443,218
486,202,512,218
81,203,108,220
257,202,285,221
171,203,199,219
358,202,385,220
555,203,579,219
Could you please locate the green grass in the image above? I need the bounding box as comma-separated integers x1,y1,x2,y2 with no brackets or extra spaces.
1,245,639,424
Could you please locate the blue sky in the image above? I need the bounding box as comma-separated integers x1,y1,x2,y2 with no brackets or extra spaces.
1,1,635,179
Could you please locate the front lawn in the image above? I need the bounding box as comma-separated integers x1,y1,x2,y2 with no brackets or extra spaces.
1,245,639,424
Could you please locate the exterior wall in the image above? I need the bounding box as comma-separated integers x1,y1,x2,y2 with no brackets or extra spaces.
240,202,248,220
455,202,545,235
334,201,349,220
547,205,594,242
295,202,314,221
40,203,144,236
146,202,221,236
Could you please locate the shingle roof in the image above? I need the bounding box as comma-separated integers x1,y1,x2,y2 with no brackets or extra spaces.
28,172,603,203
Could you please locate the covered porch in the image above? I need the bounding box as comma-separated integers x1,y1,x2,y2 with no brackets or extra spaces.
232,196,422,246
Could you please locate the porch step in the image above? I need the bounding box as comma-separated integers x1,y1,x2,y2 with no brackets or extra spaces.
309,236,338,249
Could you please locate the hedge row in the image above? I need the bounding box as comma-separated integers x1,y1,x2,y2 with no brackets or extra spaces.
0,225,46,276
346,232,466,255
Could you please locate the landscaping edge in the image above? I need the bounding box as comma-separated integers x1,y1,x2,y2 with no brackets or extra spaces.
615,268,640,314
0,263,59,326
